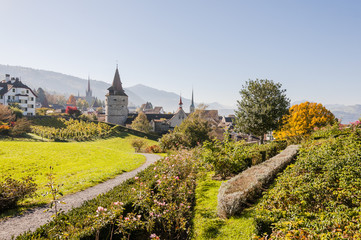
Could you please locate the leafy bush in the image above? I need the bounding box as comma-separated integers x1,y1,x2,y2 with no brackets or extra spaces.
202,134,287,179
131,138,147,152
9,118,31,136
159,110,211,150
0,177,37,211
202,137,251,179
145,145,162,153
255,130,361,239
18,149,202,239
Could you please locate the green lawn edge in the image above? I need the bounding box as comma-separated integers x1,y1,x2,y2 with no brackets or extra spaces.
192,172,257,240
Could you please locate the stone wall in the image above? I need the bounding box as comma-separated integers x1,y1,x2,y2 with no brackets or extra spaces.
217,145,300,218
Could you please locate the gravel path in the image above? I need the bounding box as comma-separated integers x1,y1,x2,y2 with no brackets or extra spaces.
0,153,161,240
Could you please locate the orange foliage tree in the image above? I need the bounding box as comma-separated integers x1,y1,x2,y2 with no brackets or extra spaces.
273,101,335,141
66,95,77,106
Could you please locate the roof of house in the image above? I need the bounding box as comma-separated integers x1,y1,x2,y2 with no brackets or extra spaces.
125,113,174,125
0,78,37,97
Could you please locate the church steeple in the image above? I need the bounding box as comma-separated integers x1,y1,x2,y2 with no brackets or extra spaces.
179,94,183,109
86,76,92,97
107,66,127,96
190,88,195,113
88,77,90,90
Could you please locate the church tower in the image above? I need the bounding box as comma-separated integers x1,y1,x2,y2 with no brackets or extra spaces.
105,66,128,125
190,89,195,113
85,77,93,106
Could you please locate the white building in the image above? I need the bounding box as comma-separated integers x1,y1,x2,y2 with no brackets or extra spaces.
0,74,37,116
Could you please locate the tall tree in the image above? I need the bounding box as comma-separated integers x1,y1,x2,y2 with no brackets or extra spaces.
131,112,151,133
36,88,49,107
234,79,290,144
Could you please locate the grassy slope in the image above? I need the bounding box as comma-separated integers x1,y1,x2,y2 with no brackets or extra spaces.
192,172,256,240
0,134,156,213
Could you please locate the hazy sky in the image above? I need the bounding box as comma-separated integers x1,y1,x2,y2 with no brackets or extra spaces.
1,0,361,107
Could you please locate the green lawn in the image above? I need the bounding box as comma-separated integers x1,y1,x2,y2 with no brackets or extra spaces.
192,172,256,240
0,134,157,215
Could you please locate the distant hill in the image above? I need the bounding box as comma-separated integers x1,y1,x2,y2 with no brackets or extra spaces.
0,64,234,114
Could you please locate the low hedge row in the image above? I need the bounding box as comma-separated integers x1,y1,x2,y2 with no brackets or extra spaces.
17,149,202,240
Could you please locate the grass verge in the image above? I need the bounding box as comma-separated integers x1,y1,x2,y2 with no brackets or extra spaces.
0,134,156,218
192,172,256,240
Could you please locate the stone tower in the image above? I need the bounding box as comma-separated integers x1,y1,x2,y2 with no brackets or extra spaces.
105,67,128,125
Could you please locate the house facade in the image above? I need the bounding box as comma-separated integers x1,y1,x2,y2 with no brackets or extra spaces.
0,74,37,116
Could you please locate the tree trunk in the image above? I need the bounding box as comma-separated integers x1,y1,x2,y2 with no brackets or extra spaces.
259,134,264,145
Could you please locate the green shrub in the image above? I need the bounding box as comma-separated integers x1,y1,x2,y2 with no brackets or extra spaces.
131,138,147,152
159,110,211,150
0,177,37,211
202,138,251,179
255,131,361,239
202,135,287,179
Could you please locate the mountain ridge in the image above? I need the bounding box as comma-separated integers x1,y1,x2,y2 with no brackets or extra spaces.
1,64,360,121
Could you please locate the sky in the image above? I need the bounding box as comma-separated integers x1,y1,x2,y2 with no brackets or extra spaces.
1,0,361,107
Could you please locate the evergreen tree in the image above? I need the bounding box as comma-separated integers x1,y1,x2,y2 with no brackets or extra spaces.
36,88,49,107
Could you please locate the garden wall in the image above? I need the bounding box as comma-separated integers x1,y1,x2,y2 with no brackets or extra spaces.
217,144,299,218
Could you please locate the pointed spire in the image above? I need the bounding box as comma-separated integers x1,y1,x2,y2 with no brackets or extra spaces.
179,94,183,109
107,66,127,96
190,88,195,113
87,76,91,92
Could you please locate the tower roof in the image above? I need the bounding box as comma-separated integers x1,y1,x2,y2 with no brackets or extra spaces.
179,95,183,109
107,67,127,96
87,77,91,92
190,89,195,107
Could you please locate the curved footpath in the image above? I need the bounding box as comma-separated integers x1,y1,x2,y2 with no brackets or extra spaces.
0,153,161,240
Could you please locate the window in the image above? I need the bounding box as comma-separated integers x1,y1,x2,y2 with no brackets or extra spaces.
25,100,28,103
26,90,29,93
25,108,28,111
8,96,10,99
0,96,2,99
12,89,15,92
31,97,34,101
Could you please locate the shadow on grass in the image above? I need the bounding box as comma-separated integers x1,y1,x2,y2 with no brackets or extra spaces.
0,201,48,221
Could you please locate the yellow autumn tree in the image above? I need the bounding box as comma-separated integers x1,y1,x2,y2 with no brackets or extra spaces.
274,102,335,141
